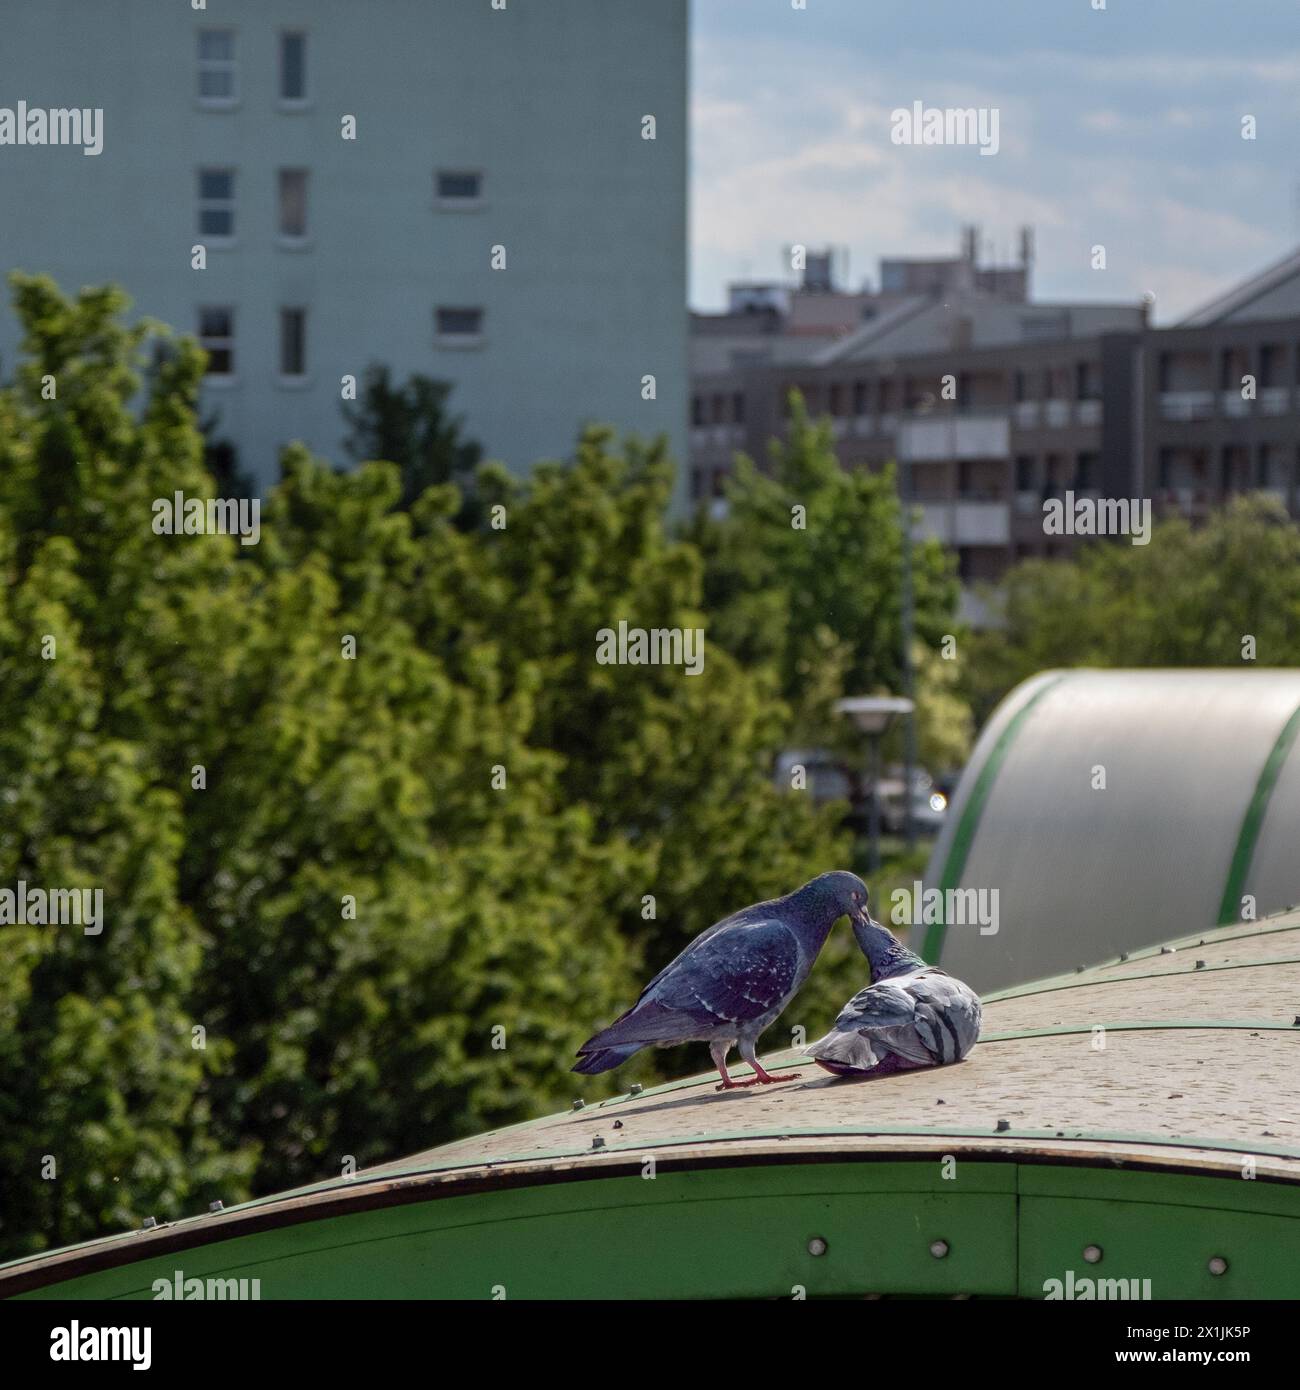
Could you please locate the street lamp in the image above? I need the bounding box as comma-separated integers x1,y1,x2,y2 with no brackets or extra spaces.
834,695,915,872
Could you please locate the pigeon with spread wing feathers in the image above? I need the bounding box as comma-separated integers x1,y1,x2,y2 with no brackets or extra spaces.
574,871,869,1089
807,897,981,1076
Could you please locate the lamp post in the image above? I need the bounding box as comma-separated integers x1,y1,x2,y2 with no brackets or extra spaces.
834,695,915,872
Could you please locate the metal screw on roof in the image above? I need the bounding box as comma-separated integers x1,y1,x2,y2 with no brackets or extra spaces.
142,1216,157,1230
929,1240,950,1259
591,1135,605,1150
209,1200,224,1213
995,1118,1010,1132
572,1099,585,1111
1161,946,1176,954
807,1236,828,1257
1075,965,1085,973
1083,1244,1103,1264
613,1120,623,1130
1119,952,1128,962
1208,1256,1228,1276
629,1083,643,1096
1292,1016,1300,1027
1195,959,1207,969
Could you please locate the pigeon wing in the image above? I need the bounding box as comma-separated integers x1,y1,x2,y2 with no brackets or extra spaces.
577,918,799,1051
654,918,801,1026
831,977,920,1032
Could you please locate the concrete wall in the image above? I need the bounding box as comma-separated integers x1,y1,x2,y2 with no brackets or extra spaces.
0,0,688,498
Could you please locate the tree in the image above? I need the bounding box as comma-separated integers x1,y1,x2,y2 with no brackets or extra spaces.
0,277,857,1255
961,495,1300,723
689,391,966,760
341,365,482,512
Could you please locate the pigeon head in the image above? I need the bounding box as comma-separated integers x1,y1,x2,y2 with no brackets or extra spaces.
798,870,870,929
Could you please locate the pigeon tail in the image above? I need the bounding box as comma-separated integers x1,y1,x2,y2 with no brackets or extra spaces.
805,1028,880,1071
571,1043,641,1074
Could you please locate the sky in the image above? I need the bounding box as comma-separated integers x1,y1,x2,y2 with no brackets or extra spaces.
689,0,1300,322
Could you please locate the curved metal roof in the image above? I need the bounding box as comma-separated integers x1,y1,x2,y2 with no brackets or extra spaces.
924,669,1300,993
4,909,1299,1299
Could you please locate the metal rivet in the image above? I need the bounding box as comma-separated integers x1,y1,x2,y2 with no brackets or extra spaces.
612,1120,623,1130
930,1239,949,1259
1195,959,1206,969
1119,952,1128,961
629,1083,643,1096
208,1201,224,1213
572,1099,585,1111
142,1216,157,1230
1161,946,1176,954
995,1118,1010,1132
1083,1244,1102,1264
808,1236,828,1257
1208,1256,1228,1276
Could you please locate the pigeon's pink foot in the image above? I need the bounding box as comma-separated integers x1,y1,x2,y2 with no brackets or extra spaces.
715,1076,759,1090
749,1064,799,1084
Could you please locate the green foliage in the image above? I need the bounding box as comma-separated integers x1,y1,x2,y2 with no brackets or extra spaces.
341,364,483,512
690,393,963,755
0,277,866,1258
961,495,1300,723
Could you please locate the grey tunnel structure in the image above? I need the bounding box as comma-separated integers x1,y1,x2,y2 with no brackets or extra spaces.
924,669,1300,992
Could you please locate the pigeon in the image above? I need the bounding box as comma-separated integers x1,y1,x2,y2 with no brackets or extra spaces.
806,902,981,1077
573,871,869,1090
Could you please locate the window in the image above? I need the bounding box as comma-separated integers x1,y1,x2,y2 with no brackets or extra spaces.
1075,452,1099,490
198,168,235,239
691,396,705,427
199,307,234,376
436,170,483,206
279,31,307,103
1015,455,1036,491
197,29,237,106
435,307,484,343
278,169,308,239
280,308,307,377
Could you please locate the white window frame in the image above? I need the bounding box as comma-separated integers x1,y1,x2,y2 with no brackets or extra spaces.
435,169,485,212
198,305,236,381
278,30,310,108
276,168,310,246
197,28,239,109
197,167,237,245
278,306,309,382
434,307,486,349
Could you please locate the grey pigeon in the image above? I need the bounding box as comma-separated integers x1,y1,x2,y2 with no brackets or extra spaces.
806,903,981,1076
574,871,869,1089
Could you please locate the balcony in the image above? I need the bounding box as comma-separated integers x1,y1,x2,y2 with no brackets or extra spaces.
1260,387,1292,416
1159,390,1214,421
916,500,1011,546
898,413,1011,462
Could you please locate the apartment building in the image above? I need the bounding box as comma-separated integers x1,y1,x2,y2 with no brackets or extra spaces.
0,0,688,497
691,241,1300,623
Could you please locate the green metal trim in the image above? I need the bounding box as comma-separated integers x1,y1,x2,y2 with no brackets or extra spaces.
980,1019,1300,1041
981,915,1300,1002
12,1155,1300,1302
984,954,1300,1005
923,674,1067,964
1217,700,1300,925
